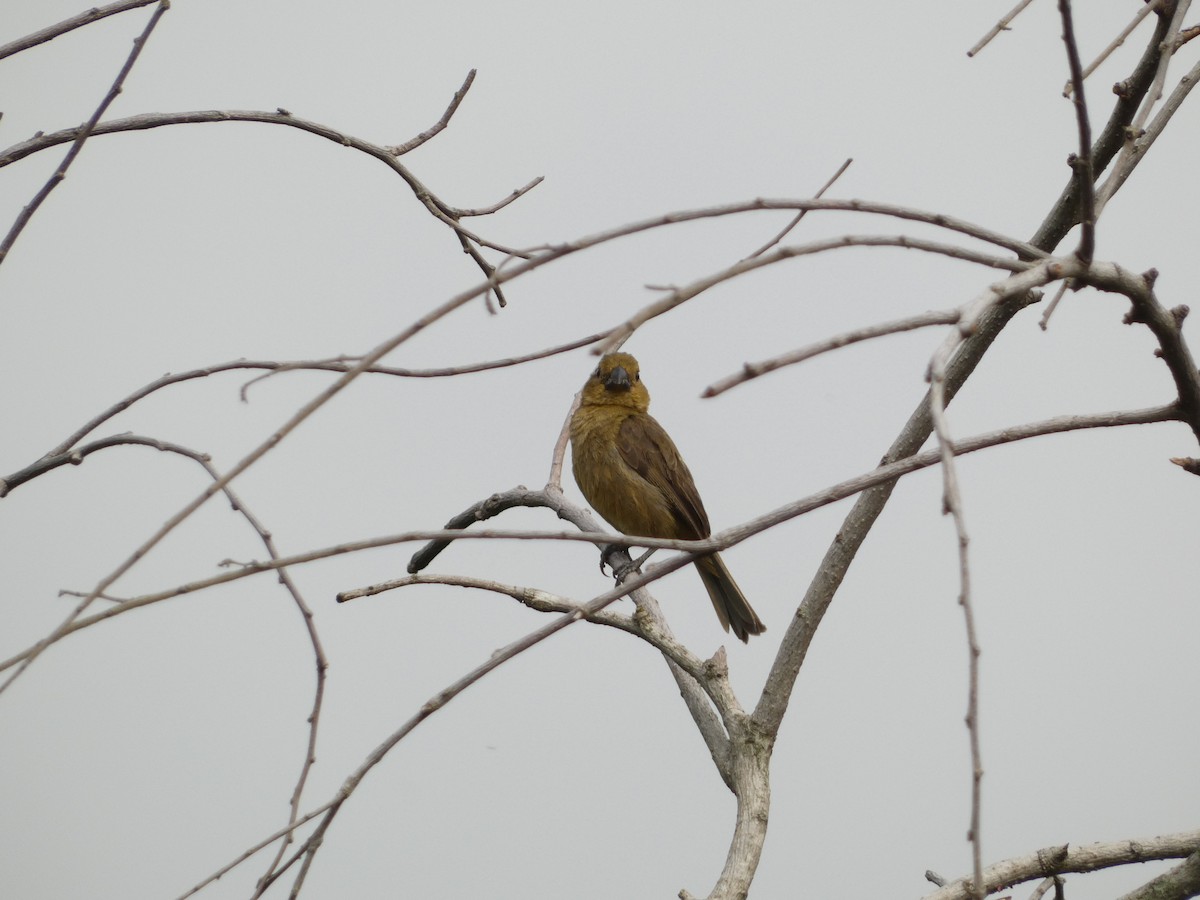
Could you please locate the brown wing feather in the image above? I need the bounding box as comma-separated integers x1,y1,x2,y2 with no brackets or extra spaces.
615,413,711,540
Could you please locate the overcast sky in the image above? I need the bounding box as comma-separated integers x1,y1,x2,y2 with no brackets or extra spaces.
2,1,1198,898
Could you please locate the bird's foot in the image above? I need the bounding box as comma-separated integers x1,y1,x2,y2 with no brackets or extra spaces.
600,543,629,578
601,546,656,583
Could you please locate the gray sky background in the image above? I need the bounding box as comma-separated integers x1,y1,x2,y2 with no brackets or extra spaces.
2,1,1198,898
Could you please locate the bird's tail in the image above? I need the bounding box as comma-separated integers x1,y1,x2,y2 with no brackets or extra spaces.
695,553,766,643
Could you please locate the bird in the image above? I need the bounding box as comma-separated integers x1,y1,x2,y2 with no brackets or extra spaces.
569,352,766,642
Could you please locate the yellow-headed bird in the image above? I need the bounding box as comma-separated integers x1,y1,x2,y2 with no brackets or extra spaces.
569,352,766,642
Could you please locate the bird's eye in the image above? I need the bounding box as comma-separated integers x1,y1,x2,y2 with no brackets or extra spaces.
635,372,640,380
592,366,601,377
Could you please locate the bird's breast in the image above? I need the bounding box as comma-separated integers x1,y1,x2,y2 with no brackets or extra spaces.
570,406,677,538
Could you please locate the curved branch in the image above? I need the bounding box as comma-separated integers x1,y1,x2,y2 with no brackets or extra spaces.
0,105,540,296
0,431,330,885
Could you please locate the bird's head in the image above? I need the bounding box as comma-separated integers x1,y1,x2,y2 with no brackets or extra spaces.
581,352,650,411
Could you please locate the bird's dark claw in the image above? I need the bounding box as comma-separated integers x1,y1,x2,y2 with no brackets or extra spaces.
601,545,655,583
600,543,628,577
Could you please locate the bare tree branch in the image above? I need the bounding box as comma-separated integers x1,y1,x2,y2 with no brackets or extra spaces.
967,0,1037,57
1063,0,1163,97
0,105,541,301
0,1,170,268
0,0,158,60
1035,7,1173,250
924,829,1200,900
1058,0,1096,263
1108,268,1200,442
175,803,333,899
387,68,477,155
1094,54,1200,216
703,308,966,398
740,157,852,261
597,234,1030,357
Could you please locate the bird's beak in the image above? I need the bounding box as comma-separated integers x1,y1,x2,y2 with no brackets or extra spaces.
604,365,632,391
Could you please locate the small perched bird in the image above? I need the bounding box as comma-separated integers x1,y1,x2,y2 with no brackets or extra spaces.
569,352,766,642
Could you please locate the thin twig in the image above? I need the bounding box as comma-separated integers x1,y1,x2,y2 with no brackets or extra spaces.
387,69,476,155
336,573,708,673
1058,0,1096,263
0,334,608,491
0,1,170,268
454,177,546,217
1027,875,1062,900
1094,53,1200,215
547,392,581,490
0,0,158,60
237,331,607,401
1038,280,1071,330
1063,0,1162,97
1035,6,1173,249
703,308,964,398
967,0,1038,57
175,803,332,899
1094,0,1193,218
1131,0,1192,136
740,158,852,260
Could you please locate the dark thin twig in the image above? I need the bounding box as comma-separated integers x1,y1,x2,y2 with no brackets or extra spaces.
1058,0,1096,263
1063,0,1162,97
0,1,170,267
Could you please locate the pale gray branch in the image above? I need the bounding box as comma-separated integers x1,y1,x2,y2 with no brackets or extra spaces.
924,829,1200,900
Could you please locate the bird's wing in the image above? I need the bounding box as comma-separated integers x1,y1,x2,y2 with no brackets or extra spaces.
616,413,711,540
